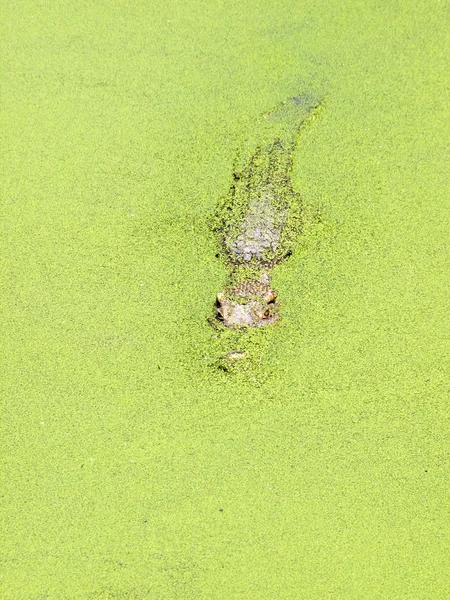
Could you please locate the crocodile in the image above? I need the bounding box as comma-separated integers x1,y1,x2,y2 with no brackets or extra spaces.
212,93,322,328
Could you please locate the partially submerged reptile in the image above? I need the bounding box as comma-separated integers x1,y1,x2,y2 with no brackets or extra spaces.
212,93,322,328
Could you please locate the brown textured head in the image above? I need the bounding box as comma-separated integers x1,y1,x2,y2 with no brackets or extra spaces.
216,281,279,328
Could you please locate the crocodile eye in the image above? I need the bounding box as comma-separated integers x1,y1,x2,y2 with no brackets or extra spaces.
264,290,277,303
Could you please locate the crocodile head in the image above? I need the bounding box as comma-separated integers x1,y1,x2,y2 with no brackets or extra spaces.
215,281,280,328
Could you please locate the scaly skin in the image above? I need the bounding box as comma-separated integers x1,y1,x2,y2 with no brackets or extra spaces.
213,94,322,328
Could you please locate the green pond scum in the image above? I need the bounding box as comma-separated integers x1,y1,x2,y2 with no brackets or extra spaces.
2,0,449,598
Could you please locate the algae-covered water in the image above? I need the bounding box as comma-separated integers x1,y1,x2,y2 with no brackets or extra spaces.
2,0,449,597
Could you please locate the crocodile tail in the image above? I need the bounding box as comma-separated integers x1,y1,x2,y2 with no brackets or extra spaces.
266,93,322,138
